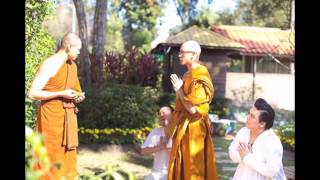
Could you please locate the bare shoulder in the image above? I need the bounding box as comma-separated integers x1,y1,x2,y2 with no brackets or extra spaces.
38,54,63,77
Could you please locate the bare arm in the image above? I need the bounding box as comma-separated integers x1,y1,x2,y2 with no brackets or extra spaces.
141,146,165,155
141,136,168,155
28,59,76,101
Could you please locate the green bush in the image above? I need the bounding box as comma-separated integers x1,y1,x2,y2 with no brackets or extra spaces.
209,97,232,119
26,0,56,128
78,82,160,129
275,122,295,152
78,127,154,145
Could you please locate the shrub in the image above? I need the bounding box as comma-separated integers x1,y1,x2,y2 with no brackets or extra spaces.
104,48,161,87
275,122,295,152
78,82,160,130
209,97,233,119
78,127,154,145
26,0,56,128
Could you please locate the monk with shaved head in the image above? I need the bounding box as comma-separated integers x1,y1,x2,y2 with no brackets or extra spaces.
166,40,218,180
29,32,85,180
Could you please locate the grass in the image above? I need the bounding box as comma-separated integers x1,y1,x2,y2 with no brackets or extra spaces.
77,133,294,179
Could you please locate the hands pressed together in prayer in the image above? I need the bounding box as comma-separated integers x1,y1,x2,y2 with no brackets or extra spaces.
159,136,169,150
238,142,251,160
170,74,183,92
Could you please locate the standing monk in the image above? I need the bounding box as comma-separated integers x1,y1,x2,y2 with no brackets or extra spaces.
167,40,219,180
28,33,85,180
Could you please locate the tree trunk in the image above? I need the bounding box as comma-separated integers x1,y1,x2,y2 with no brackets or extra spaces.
290,0,295,30
73,0,91,87
91,0,107,86
172,0,188,24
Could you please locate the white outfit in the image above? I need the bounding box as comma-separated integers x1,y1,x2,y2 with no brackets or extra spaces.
141,127,172,180
229,127,287,180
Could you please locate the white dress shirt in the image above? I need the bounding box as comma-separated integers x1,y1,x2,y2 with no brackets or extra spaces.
141,127,172,180
229,127,287,180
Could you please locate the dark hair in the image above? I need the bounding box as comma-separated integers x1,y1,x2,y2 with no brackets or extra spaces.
254,98,275,129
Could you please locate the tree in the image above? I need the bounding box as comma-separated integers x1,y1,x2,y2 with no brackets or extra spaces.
73,0,108,87
74,0,92,87
215,0,292,29
215,9,237,25
90,0,107,86
120,0,164,52
169,6,217,35
105,3,125,53
172,0,198,24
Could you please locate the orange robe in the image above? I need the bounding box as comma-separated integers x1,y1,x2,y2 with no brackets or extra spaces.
35,60,82,180
166,64,219,180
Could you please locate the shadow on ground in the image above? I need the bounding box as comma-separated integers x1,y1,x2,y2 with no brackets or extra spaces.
122,151,153,169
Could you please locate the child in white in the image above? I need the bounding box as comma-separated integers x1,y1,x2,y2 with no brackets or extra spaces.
141,107,173,180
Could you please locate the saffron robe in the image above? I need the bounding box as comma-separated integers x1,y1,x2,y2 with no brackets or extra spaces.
166,64,219,180
35,60,81,180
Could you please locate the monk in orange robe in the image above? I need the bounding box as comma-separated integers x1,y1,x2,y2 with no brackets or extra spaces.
28,33,85,180
166,40,219,180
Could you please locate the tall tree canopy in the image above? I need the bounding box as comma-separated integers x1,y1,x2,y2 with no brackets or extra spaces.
120,0,164,52
216,0,292,29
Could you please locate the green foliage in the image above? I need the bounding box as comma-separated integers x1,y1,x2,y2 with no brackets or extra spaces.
26,126,50,180
188,6,218,28
26,0,54,45
209,97,232,119
170,6,218,35
226,59,243,72
215,0,292,29
121,0,164,51
105,12,125,53
129,30,153,51
172,0,199,24
78,127,154,144
78,82,160,130
215,9,237,25
26,0,56,128
275,122,295,151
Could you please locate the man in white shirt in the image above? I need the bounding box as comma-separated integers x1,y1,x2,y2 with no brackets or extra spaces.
228,98,287,180
141,106,173,180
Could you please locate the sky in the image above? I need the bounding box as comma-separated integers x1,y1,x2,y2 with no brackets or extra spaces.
151,0,237,48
